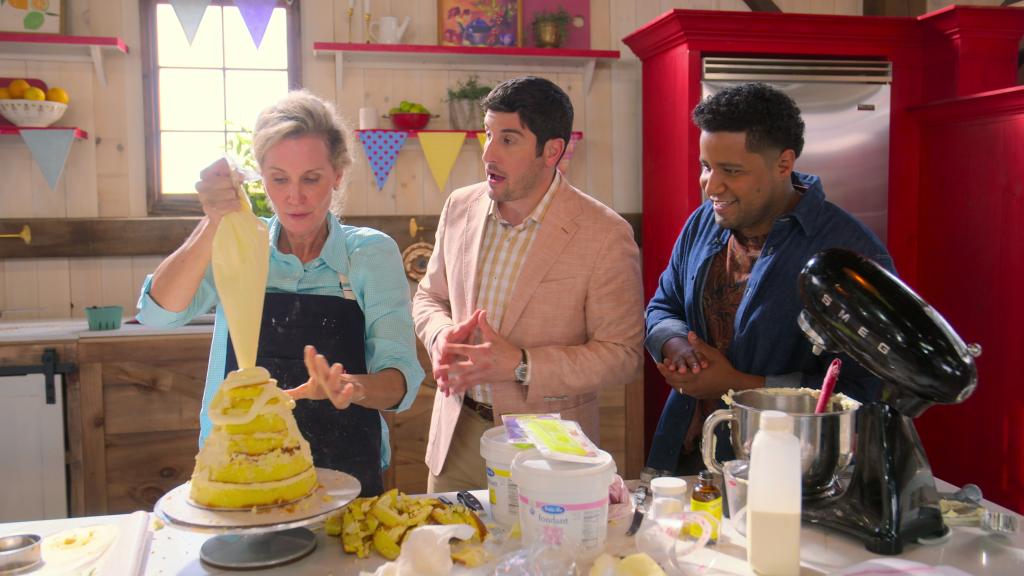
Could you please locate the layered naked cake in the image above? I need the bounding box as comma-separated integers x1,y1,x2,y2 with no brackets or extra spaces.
189,367,318,508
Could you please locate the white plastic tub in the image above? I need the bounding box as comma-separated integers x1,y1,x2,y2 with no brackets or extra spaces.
479,426,531,526
511,448,616,559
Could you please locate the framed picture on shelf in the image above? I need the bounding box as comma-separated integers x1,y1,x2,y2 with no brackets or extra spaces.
0,0,66,34
438,0,521,47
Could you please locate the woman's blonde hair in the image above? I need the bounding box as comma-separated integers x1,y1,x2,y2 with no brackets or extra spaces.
253,90,353,216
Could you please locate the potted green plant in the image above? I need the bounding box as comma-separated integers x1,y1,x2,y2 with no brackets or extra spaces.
531,7,570,48
226,127,273,217
446,75,493,131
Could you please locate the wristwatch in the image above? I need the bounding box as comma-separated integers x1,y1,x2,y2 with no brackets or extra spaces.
514,348,529,384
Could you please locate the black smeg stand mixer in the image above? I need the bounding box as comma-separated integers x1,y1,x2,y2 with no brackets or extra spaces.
797,248,981,555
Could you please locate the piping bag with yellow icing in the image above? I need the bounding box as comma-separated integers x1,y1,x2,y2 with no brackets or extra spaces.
189,159,318,509
211,157,268,370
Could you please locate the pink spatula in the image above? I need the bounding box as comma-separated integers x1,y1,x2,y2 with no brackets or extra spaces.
815,358,842,414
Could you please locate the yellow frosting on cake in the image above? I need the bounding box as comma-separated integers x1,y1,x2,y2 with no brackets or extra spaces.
190,367,318,508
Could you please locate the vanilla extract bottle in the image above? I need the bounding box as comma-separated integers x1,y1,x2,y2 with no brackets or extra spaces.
689,470,722,543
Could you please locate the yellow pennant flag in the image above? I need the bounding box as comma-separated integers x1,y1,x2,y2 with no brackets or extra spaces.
419,132,467,192
212,168,269,370
476,132,487,151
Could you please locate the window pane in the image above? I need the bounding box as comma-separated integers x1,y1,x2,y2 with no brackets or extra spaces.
160,69,226,131
161,132,227,194
156,4,224,69
224,7,288,70
225,70,289,130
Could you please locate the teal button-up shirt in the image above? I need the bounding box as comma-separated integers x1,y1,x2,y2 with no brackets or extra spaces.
137,215,424,470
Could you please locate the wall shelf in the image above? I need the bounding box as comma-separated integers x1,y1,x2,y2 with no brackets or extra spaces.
0,33,129,87
355,128,583,139
0,126,89,139
313,42,619,94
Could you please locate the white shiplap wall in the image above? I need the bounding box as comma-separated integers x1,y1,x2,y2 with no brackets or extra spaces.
0,0,871,321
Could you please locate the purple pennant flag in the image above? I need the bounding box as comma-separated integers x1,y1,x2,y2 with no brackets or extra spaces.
235,0,277,49
169,0,212,45
21,129,76,190
358,130,408,190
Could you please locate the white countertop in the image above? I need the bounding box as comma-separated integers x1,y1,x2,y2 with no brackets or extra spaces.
0,316,214,344
1,482,1021,575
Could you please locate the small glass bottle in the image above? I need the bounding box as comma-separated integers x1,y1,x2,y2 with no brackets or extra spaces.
689,470,722,542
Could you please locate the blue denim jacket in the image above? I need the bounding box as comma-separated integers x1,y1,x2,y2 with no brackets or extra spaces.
645,172,895,472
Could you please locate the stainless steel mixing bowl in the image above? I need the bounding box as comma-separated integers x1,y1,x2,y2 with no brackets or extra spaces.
701,388,860,497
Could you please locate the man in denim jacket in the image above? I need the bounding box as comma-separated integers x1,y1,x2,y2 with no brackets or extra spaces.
645,83,895,474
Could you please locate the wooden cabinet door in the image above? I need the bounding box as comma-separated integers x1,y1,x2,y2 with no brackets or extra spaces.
77,334,210,514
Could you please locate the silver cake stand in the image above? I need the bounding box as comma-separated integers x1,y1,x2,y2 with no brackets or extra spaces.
154,468,360,569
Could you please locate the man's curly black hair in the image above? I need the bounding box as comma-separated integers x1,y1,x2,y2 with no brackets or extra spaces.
692,82,805,158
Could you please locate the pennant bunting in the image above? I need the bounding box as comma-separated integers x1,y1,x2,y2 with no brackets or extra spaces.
358,130,408,190
21,129,76,190
235,0,277,48
419,132,466,191
476,132,487,150
169,0,212,45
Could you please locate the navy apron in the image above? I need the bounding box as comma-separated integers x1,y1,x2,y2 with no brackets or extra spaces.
224,290,384,497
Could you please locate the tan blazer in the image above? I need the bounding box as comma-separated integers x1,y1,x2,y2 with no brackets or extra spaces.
413,176,644,476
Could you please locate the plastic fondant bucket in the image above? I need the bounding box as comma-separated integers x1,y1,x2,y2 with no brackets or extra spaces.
511,448,616,560
479,425,530,526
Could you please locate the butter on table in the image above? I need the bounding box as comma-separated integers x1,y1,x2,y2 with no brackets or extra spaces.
211,176,269,370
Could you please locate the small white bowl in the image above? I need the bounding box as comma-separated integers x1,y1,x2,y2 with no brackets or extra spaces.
0,99,68,128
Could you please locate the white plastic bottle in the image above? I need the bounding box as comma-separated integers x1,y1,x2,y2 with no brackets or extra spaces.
746,410,802,576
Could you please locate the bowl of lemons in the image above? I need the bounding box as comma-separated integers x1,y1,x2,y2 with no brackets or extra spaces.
0,79,70,128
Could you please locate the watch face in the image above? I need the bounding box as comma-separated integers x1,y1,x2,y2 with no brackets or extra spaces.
515,363,528,382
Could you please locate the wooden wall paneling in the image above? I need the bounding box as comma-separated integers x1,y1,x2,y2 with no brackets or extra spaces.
0,141,32,218
610,0,642,214
3,260,38,319
0,261,5,312
304,0,337,98
777,0,813,14
35,259,71,318
99,257,137,313
105,430,198,513
77,361,108,515
719,0,752,10
61,62,99,219
411,0,438,45
834,0,864,15
584,66,613,207
636,1,666,30
69,258,103,318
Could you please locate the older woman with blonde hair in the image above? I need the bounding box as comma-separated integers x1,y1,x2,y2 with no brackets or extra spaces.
137,91,423,496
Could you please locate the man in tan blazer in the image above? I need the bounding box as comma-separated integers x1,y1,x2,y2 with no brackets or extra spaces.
413,77,644,492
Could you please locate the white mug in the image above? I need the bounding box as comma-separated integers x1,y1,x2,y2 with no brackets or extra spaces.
359,107,378,130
